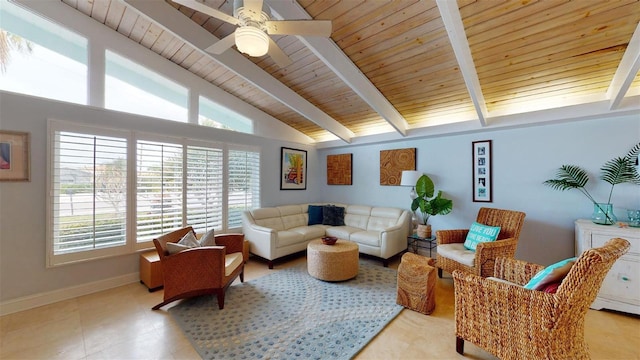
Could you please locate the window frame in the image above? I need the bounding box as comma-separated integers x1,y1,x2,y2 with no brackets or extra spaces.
47,119,261,266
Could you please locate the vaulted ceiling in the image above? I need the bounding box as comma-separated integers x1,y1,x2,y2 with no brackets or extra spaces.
61,0,640,145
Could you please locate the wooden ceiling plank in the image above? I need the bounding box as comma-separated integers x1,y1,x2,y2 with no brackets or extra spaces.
607,22,640,109
123,0,354,143
437,0,487,125
104,1,127,30
90,0,110,24
116,7,139,37
267,0,409,136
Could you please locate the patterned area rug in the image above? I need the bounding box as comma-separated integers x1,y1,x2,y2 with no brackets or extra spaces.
169,261,402,359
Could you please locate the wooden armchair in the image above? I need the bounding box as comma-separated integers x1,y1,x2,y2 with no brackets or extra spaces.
436,207,526,278
151,227,245,310
453,238,630,359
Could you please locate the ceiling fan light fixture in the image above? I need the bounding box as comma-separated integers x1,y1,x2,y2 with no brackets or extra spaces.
235,26,269,57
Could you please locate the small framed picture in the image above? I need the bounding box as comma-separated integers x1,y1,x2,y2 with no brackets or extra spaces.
280,147,307,190
0,130,30,182
472,140,492,202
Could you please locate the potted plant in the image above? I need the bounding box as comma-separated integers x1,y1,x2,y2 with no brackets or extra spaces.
544,142,640,225
411,174,453,238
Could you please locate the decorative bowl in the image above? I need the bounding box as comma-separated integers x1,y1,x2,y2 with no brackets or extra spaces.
321,236,338,245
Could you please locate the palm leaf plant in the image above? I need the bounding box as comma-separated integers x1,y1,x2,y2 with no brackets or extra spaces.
544,142,640,224
411,174,453,225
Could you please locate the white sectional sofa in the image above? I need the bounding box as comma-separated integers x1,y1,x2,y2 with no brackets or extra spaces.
241,203,412,268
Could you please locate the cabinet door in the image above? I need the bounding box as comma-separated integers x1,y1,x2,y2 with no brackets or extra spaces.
591,234,640,305
597,258,640,306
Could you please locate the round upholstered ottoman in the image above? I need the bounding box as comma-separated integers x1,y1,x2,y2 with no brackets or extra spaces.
307,239,359,281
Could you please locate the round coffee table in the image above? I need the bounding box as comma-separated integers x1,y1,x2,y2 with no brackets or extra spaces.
307,239,359,281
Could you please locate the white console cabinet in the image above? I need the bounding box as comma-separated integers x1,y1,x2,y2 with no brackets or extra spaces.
575,219,640,315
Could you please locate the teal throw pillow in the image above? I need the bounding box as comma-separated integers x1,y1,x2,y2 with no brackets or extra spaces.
463,222,501,251
308,205,324,225
524,257,577,290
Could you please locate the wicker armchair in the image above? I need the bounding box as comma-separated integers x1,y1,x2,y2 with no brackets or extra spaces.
436,207,526,278
453,237,630,359
151,227,245,310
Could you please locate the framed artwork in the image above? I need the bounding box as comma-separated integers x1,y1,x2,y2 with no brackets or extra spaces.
380,148,416,185
472,140,492,202
327,153,352,185
0,130,30,182
280,147,307,190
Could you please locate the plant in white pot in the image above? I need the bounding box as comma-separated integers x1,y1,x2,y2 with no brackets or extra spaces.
410,174,453,238
544,142,640,225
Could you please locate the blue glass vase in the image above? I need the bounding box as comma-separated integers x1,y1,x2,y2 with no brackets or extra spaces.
592,203,617,225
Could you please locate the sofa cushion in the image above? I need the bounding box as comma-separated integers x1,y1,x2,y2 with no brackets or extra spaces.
278,204,303,216
437,243,475,267
252,208,285,231
345,213,369,229
308,205,324,225
289,225,326,239
350,230,380,247
325,226,361,240
276,230,305,247
282,213,307,230
323,205,345,226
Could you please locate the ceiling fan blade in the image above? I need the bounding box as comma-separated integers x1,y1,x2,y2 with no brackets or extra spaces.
267,37,292,68
242,0,264,22
172,0,240,26
266,20,332,37
205,32,236,54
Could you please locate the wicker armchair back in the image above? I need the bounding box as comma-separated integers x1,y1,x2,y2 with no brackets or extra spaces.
453,237,630,359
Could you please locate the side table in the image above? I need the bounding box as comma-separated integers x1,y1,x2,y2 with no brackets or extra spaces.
407,234,437,257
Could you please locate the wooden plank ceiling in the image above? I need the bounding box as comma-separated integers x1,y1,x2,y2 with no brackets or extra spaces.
62,0,640,143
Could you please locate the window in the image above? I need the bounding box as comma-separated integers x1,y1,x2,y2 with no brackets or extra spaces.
199,96,253,133
49,120,260,265
0,1,87,104
136,140,184,243
105,50,188,122
49,123,128,266
186,145,224,234
228,148,261,228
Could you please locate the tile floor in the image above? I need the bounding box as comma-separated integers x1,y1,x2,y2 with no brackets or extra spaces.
1,255,639,359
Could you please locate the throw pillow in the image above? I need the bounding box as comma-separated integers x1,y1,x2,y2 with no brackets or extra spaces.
524,257,576,291
166,231,199,255
199,228,216,247
463,222,501,251
308,205,324,225
322,205,345,226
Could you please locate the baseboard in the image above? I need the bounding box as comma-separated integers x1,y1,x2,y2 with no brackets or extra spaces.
0,272,139,316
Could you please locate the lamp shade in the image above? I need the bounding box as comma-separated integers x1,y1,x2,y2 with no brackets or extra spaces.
235,27,269,57
400,170,422,187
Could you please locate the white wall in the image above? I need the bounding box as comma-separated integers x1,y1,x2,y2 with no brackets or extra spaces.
0,91,318,304
317,115,640,265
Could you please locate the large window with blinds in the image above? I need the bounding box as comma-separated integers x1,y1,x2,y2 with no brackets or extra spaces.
48,120,261,266
136,140,184,243
228,148,261,228
48,122,129,265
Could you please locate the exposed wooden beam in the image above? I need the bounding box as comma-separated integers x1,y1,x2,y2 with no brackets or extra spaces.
607,22,640,110
266,0,409,137
122,0,354,143
436,0,488,126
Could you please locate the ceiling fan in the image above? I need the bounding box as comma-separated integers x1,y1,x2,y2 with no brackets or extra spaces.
173,0,332,68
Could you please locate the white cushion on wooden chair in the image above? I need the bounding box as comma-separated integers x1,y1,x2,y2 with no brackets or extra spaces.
437,243,475,267
225,252,244,277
